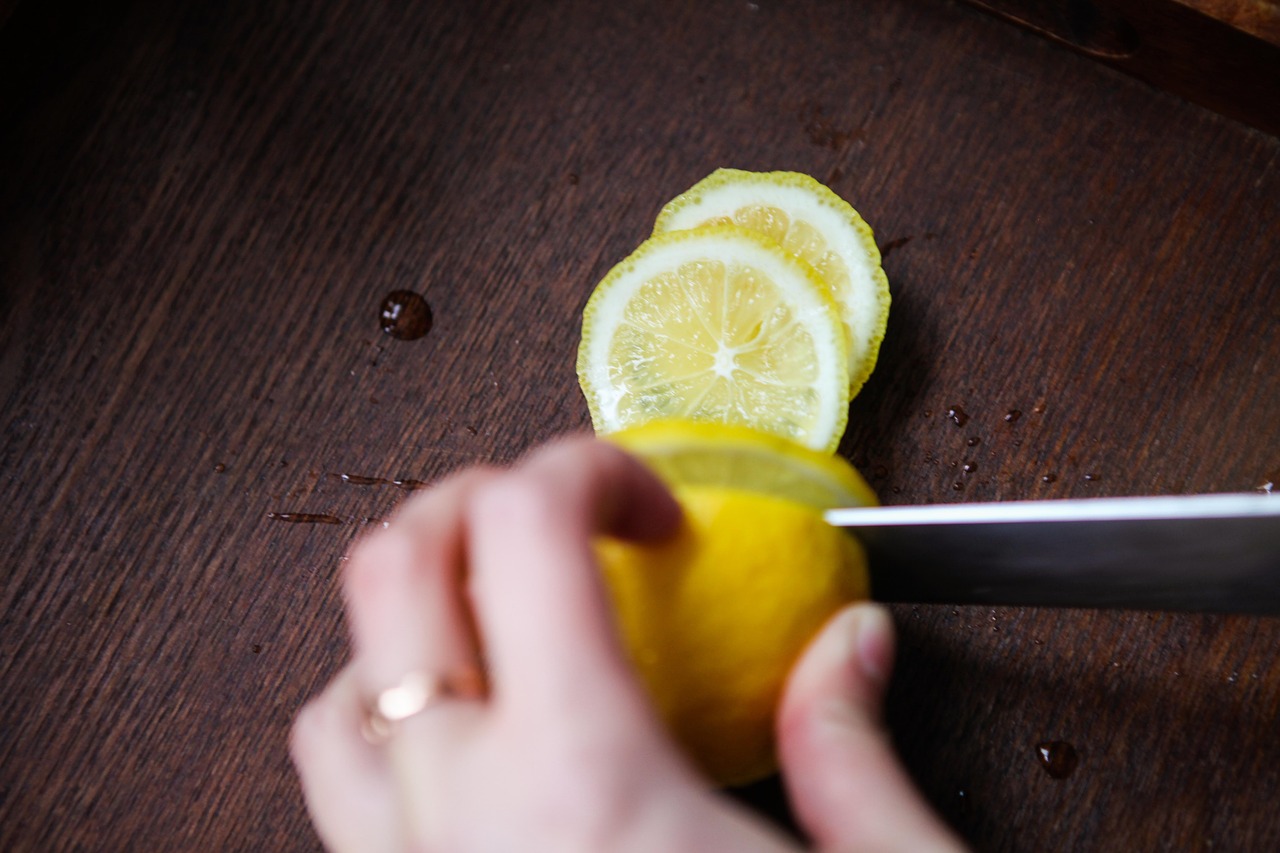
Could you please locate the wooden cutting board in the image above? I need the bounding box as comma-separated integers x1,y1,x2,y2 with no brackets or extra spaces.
2,0,1278,850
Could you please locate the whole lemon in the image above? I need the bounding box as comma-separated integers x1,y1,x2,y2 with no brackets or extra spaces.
595,421,875,786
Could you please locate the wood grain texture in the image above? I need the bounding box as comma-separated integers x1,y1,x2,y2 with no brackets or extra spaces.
2,0,1278,850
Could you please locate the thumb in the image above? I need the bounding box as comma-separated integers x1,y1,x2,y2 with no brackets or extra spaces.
777,604,966,852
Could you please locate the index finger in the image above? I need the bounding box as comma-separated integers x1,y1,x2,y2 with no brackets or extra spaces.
464,437,681,713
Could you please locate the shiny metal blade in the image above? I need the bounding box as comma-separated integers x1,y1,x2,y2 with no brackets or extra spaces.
824,493,1280,613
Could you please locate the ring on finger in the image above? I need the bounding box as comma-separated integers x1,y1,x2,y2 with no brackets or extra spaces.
360,664,487,745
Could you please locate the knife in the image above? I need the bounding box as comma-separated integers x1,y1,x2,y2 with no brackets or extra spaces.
824,493,1280,614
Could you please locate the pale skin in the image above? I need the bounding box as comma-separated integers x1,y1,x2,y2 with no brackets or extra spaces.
290,436,968,852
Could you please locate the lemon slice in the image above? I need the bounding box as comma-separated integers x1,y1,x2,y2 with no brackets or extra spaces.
654,169,890,398
599,420,877,785
577,225,849,452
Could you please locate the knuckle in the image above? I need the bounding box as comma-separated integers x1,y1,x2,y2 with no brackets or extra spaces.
469,471,555,528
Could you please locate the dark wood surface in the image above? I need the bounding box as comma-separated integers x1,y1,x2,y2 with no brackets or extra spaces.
960,0,1280,136
3,0,1278,850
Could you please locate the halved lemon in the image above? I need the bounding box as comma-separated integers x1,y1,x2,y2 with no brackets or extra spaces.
654,169,890,398
577,225,850,452
597,420,878,785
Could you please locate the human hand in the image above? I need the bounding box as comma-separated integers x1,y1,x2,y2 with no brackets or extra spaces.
290,436,966,852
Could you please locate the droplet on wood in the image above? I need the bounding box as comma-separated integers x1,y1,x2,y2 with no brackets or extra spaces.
267,512,344,525
379,290,433,340
1036,741,1079,779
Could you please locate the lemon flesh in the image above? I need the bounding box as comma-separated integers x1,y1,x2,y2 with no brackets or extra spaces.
577,226,850,452
654,169,890,398
597,421,877,786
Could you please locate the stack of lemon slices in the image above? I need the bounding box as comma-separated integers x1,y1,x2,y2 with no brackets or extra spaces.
577,167,890,452
574,169,890,786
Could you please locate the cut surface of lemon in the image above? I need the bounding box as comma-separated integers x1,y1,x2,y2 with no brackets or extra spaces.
609,419,878,510
597,421,877,785
654,169,889,398
577,225,849,452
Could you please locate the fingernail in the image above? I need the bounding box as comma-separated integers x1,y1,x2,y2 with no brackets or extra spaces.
854,605,894,686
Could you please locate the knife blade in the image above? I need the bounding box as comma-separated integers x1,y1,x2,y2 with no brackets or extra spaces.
824,493,1280,614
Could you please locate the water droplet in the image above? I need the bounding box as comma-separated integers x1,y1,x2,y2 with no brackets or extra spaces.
1042,473,1058,483
214,462,227,473
1004,409,1022,423
566,172,580,185
923,409,933,418
251,644,262,655
1033,402,1046,414
379,290,433,340
952,480,965,491
267,512,344,525
872,465,889,479
392,478,428,489
947,405,969,427
967,436,981,447
1083,472,1102,482
963,462,977,474
1036,741,1079,779
338,474,428,490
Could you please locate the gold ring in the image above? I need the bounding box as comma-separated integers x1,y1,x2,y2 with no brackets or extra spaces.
361,664,487,744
